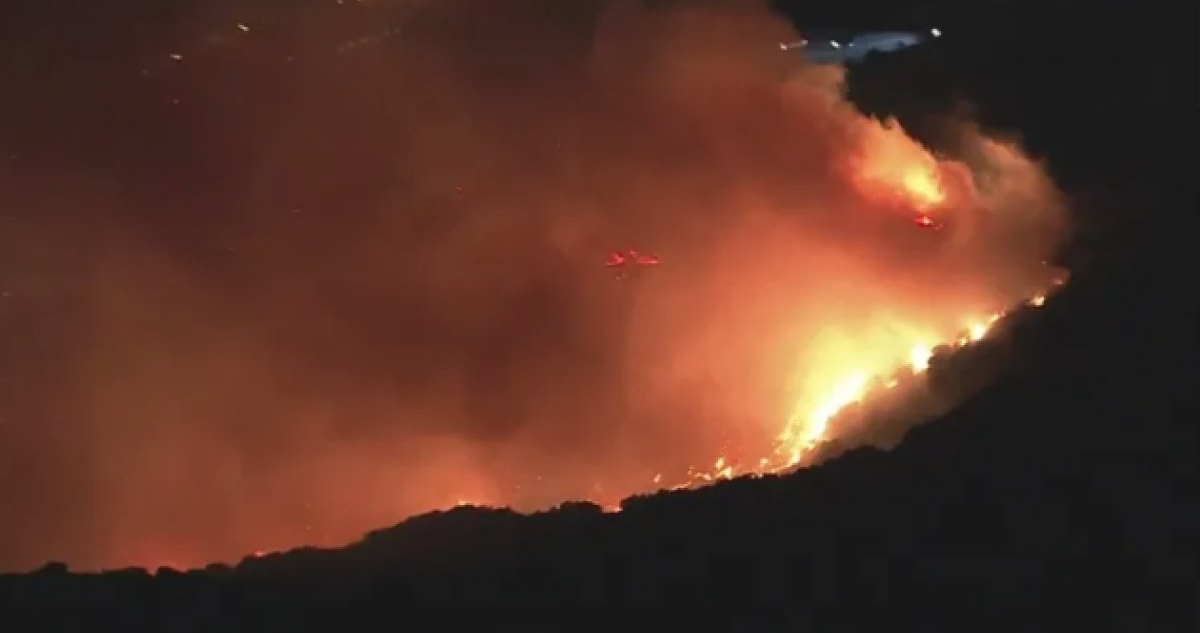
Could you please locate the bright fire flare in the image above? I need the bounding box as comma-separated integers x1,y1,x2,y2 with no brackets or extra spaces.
901,166,946,210
851,118,951,213
779,372,868,462
910,343,932,373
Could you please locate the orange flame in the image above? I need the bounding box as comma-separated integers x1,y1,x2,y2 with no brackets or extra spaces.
654,283,1056,491
850,118,952,213
644,125,1067,490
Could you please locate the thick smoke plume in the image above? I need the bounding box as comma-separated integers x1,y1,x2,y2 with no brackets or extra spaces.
0,0,1067,570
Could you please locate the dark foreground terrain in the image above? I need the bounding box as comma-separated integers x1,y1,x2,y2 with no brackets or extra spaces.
2,1,1196,628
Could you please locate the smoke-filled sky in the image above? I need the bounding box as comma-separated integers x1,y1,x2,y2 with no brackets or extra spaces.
0,0,1067,571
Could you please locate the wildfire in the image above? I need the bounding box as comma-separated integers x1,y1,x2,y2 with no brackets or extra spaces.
779,372,868,462
645,280,1057,492
851,117,954,214
901,166,947,210
3,1,1081,573
637,121,1069,491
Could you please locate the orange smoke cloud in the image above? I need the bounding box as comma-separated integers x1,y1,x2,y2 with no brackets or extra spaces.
851,118,954,211
0,0,1068,571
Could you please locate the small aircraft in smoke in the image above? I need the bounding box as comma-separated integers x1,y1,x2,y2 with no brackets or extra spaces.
605,249,661,281
912,214,944,231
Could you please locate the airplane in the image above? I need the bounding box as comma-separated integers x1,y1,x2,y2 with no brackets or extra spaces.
912,214,944,231
605,249,661,280
780,28,942,65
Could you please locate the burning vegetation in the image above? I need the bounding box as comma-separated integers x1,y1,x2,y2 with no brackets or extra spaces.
0,0,1069,570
